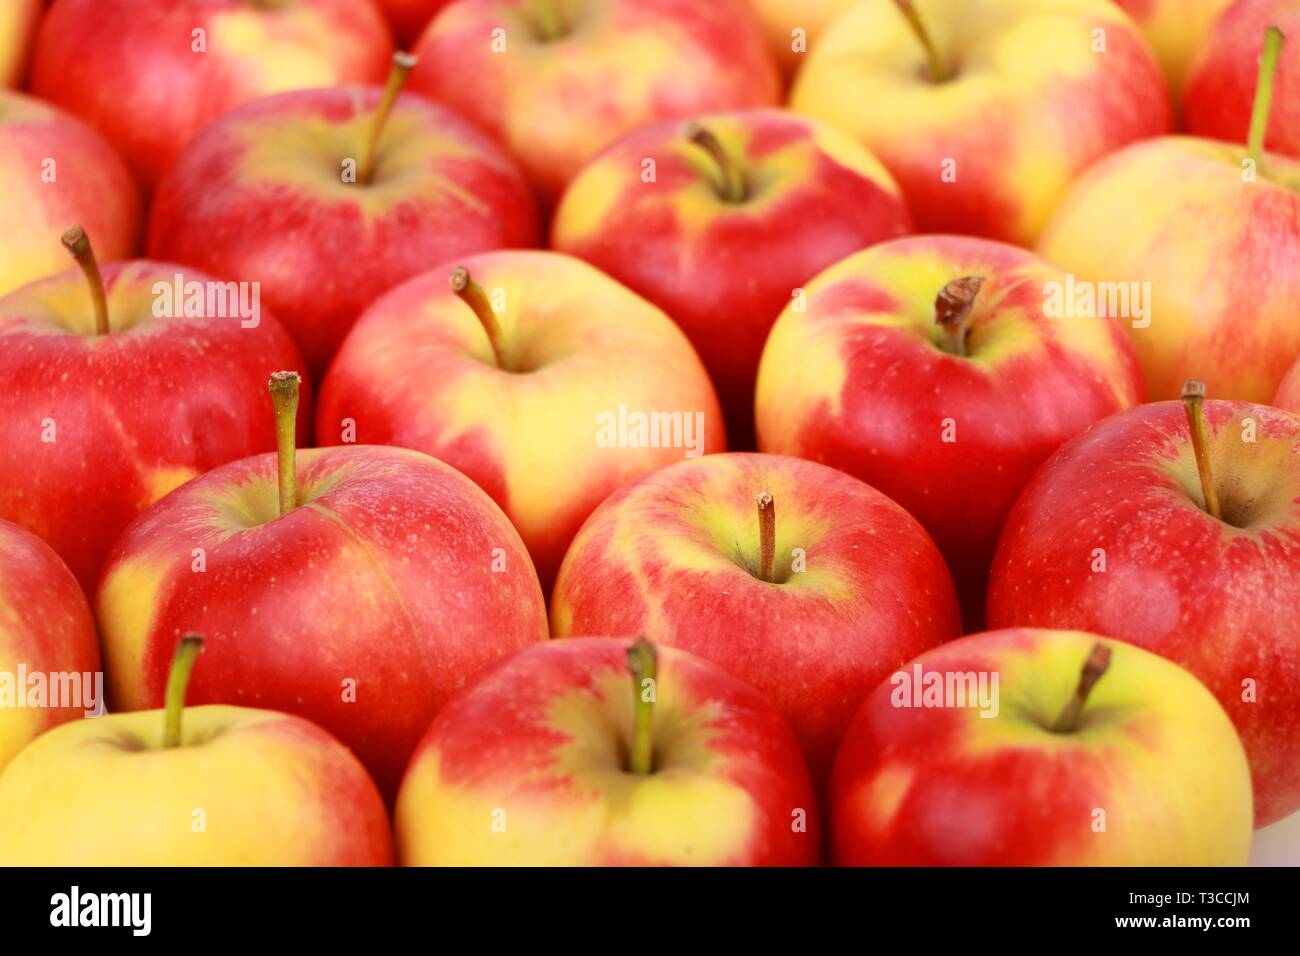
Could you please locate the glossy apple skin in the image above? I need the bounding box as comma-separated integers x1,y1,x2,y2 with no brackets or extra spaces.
397,637,819,866
0,261,310,594
1038,137,1300,403
318,250,725,591
1183,0,1300,156
0,0,40,88
743,0,855,80
1276,354,1300,412
790,0,1170,245
379,0,452,44
0,704,394,865
30,0,392,191
831,628,1253,865
0,91,140,299
987,401,1300,827
1114,0,1233,99
756,235,1144,627
149,87,539,378
409,0,780,203
0,519,100,773
96,445,549,799
552,109,912,447
551,452,962,785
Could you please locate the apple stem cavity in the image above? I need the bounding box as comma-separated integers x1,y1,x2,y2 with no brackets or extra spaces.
684,123,748,203
934,275,985,357
756,491,776,583
268,371,301,517
1051,642,1112,734
626,636,658,775
525,0,568,41
1247,26,1286,170
892,0,948,83
1181,379,1223,521
357,51,419,186
450,266,510,370
60,226,110,336
162,634,204,749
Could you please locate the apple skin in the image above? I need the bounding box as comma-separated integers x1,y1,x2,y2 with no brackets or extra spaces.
396,637,819,866
0,260,311,594
0,91,140,299
408,0,781,204
0,0,40,88
789,0,1171,245
378,0,453,45
30,0,392,191
0,704,394,865
755,235,1144,628
550,452,962,785
0,519,100,773
552,109,912,447
986,400,1300,827
1114,0,1233,99
318,250,725,591
95,444,549,800
742,0,856,80
831,628,1253,865
1037,136,1300,403
1275,353,1300,412
148,86,539,379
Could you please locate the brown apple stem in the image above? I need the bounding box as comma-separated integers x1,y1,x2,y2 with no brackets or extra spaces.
1181,380,1222,521
934,276,985,357
357,51,418,185
1247,26,1285,170
1051,643,1112,734
756,491,775,583
163,634,204,749
626,637,658,775
61,226,110,336
450,266,509,370
684,123,748,203
268,371,301,517
892,0,948,83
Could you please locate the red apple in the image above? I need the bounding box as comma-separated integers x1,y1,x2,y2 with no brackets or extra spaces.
987,387,1300,827
30,0,392,191
397,637,819,865
755,235,1144,626
1275,352,1300,411
0,0,40,88
378,0,452,45
550,452,962,785
96,373,549,799
789,0,1171,244
149,72,540,377
831,628,1253,865
318,249,725,591
0,230,310,593
1114,0,1234,100
408,0,781,203
552,109,912,446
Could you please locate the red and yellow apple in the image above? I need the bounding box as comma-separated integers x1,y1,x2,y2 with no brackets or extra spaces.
1275,352,1300,411
742,0,856,80
1114,0,1233,99
0,0,40,89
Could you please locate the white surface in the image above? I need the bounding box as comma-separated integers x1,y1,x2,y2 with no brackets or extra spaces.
1249,809,1300,865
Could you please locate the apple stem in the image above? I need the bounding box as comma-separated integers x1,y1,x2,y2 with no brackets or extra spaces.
450,266,509,370
626,637,658,775
1181,380,1222,521
162,634,204,749
934,275,985,357
61,226,110,336
525,0,567,40
357,51,418,186
756,491,775,583
684,123,748,203
892,0,948,83
1051,642,1111,734
1247,26,1285,170
268,371,300,517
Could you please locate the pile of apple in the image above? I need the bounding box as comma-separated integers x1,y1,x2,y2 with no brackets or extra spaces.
0,0,1297,868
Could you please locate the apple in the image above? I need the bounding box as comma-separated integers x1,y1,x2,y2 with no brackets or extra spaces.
30,0,393,192
407,0,781,204
1038,28,1300,403
379,0,453,45
0,228,310,593
0,90,140,299
96,372,549,799
0,635,394,865
550,452,962,784
755,234,1144,627
551,109,912,447
789,0,1170,245
743,0,857,81
0,518,100,773
1275,352,1300,412
396,636,819,865
987,385,1300,827
318,250,726,590
831,628,1253,865
148,60,540,377
0,0,40,88
1114,0,1233,100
